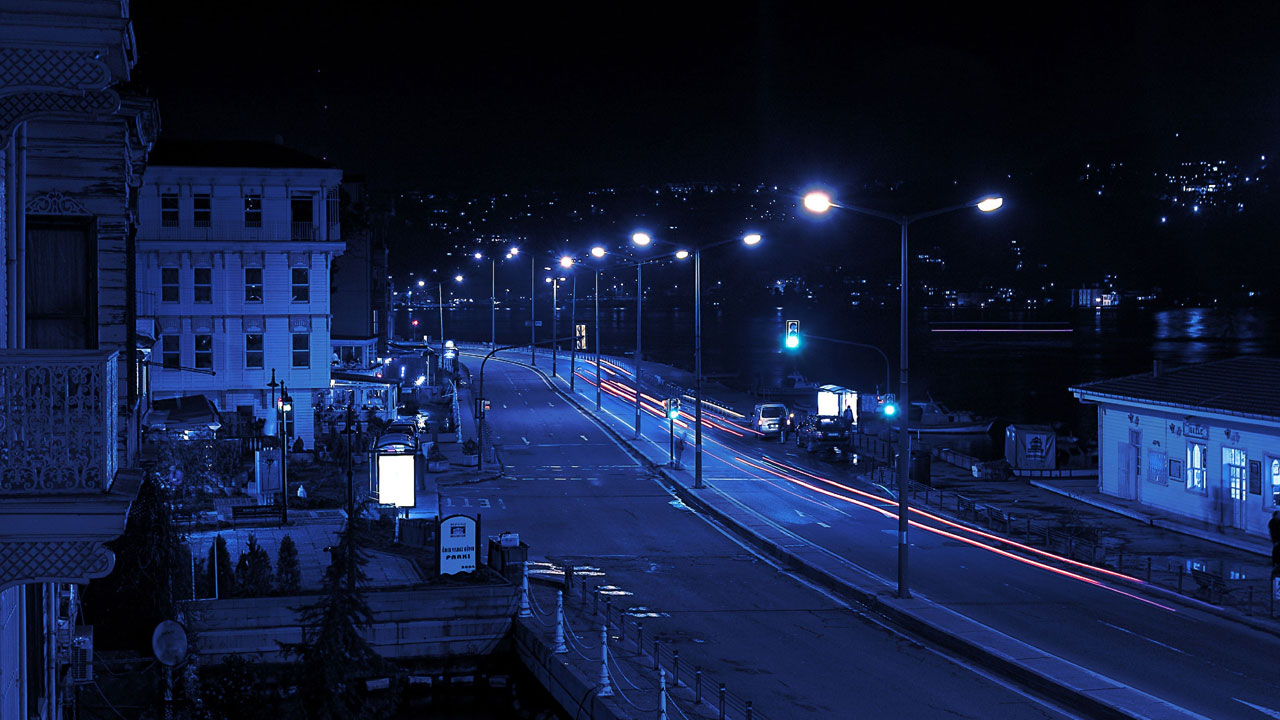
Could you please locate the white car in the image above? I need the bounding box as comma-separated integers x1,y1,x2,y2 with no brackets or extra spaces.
751,403,789,438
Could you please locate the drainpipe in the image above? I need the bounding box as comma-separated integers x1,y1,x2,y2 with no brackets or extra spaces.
14,123,26,347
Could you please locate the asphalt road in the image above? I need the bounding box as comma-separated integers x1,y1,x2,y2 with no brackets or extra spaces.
448,356,1076,719
538,355,1280,720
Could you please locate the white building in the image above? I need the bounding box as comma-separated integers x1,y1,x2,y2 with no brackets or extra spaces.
1071,357,1280,538
136,142,344,446
1,2,155,717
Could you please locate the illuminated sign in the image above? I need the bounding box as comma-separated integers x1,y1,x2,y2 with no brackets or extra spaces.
377,453,416,507
439,514,477,575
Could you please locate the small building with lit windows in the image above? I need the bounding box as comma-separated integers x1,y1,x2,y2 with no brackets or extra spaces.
135,141,344,445
1071,357,1280,538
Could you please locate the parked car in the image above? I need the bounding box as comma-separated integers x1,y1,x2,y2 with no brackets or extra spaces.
751,403,789,439
794,415,849,452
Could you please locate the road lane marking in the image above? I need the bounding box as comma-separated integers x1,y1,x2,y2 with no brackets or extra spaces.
817,521,830,528
1098,620,1187,655
580,434,590,442
522,437,529,445
1235,699,1280,718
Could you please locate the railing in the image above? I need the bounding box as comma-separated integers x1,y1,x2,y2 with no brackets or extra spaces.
0,350,118,494
142,221,339,243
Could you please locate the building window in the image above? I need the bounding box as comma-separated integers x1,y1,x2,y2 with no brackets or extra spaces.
161,193,179,227
1224,447,1247,503
292,267,310,303
193,193,212,227
1270,457,1280,508
193,267,212,303
244,267,263,303
1186,442,1207,493
245,333,264,369
161,267,179,302
244,194,262,227
162,335,180,368
194,334,213,369
292,333,309,367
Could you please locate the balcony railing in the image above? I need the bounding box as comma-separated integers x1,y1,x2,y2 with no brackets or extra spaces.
0,350,119,494
144,221,339,243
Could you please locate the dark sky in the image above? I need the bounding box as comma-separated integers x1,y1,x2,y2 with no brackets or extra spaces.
132,1,1280,192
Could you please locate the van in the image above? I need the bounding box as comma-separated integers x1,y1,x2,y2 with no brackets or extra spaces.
751,403,789,438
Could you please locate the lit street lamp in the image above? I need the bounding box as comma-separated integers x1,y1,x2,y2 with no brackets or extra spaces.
803,189,1002,599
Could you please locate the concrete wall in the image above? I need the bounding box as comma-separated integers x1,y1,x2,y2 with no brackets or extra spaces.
184,583,518,663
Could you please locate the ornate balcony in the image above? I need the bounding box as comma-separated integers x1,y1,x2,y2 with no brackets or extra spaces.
0,350,118,495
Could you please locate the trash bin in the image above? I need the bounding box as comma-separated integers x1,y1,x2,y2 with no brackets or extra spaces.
909,449,931,487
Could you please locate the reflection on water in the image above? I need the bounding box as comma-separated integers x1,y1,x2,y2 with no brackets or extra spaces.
396,306,1279,441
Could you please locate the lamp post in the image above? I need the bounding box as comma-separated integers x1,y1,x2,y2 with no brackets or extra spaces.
563,256,578,392
530,253,536,366
590,246,607,409
630,233,651,439
803,189,1002,599
475,248,518,349
279,382,293,525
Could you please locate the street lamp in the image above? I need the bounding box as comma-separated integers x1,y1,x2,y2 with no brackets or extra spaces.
590,246,607,409
803,188,1002,599
474,248,519,349
278,382,293,525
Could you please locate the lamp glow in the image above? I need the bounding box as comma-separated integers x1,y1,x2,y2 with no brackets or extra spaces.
590,246,606,258
454,274,463,282
976,196,1004,212
632,232,652,247
417,280,425,287
509,247,519,256
743,233,762,245
675,250,690,260
803,191,833,214
474,251,483,259
559,256,574,268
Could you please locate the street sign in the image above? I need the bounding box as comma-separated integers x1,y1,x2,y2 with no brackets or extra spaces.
575,324,588,350
439,514,477,575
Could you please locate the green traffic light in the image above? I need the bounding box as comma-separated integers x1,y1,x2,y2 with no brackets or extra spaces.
785,334,800,350
883,404,897,417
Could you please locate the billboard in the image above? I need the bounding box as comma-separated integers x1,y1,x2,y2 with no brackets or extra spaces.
439,514,477,575
377,453,417,507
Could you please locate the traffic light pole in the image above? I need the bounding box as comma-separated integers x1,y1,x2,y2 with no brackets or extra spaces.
669,405,675,467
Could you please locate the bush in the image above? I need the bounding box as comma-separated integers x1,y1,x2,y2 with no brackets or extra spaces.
276,535,302,594
234,534,274,597
461,438,478,455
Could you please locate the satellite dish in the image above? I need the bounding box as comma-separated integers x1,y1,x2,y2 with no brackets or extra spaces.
151,620,188,666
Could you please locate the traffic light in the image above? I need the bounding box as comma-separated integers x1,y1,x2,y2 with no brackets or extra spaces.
784,320,800,350
666,398,681,420
881,393,899,418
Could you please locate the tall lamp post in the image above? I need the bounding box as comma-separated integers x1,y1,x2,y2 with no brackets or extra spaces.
278,382,293,525
629,233,651,439
803,190,1003,599
590,246,607,409
474,248,518,349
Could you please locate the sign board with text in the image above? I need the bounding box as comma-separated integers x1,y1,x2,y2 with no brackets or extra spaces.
439,514,477,575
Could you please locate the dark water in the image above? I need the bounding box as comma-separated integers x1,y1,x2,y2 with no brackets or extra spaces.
397,304,1278,449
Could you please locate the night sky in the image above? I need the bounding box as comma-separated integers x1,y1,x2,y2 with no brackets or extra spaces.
132,1,1280,192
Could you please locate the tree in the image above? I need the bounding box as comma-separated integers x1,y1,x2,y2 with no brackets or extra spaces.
276,535,302,594
281,511,396,719
81,476,186,652
234,534,274,597
208,534,235,599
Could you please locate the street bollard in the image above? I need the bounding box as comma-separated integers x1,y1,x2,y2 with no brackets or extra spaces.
673,650,680,686
658,667,667,720
637,622,644,656
718,684,726,720
581,578,587,607
695,667,702,704
594,587,600,616
564,565,574,593
654,638,660,670
597,625,613,698
519,562,532,619
746,700,753,719
552,590,567,654
1148,557,1153,583
605,598,612,627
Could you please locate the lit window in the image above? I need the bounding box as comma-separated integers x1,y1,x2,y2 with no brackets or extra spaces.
292,333,309,368
291,268,310,303
244,194,262,228
193,267,212,303
1186,442,1207,493
245,333,263,369
244,267,263,303
1270,457,1280,508
162,334,180,368
1223,447,1247,502
161,193,179,227
194,334,213,369
193,193,212,227
161,267,179,302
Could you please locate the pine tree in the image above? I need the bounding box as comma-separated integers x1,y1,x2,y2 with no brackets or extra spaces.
276,534,302,594
208,534,235,599
281,510,395,718
234,534,274,597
